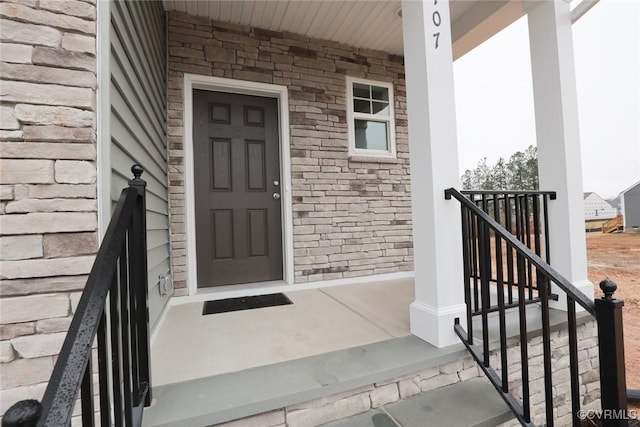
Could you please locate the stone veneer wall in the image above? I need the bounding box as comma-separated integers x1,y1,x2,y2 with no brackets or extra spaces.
498,320,601,426
0,0,98,415
213,320,601,427
167,12,414,293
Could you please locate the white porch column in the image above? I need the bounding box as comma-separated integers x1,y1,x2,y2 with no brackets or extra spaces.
402,0,466,347
527,1,593,304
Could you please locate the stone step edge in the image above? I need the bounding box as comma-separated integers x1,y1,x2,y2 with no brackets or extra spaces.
214,377,515,427
143,335,476,426
143,307,593,427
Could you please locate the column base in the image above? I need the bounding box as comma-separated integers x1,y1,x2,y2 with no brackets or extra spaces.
550,279,595,311
410,301,467,348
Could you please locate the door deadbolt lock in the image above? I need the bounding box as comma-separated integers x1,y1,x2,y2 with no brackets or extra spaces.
273,192,281,200
273,180,279,186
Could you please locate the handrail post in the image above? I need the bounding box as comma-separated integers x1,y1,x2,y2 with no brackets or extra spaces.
595,279,628,427
128,164,152,406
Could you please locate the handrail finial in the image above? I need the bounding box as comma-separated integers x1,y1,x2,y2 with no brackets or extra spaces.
599,278,617,300
131,164,144,180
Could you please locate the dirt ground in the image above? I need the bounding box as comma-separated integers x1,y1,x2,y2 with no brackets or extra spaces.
586,232,640,389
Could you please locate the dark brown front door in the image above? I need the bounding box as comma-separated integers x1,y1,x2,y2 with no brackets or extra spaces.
193,90,283,287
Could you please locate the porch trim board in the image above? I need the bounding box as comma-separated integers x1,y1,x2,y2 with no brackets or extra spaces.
183,74,294,295
96,0,110,238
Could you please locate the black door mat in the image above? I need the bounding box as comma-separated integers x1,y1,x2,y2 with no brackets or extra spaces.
202,293,293,315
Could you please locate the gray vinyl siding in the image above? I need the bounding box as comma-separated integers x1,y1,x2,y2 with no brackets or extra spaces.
110,1,169,330
623,183,640,230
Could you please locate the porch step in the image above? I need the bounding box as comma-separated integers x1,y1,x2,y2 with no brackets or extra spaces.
142,335,473,427
143,307,582,426
142,334,515,427
322,378,514,427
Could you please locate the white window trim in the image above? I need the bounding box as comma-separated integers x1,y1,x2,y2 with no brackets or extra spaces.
346,76,397,159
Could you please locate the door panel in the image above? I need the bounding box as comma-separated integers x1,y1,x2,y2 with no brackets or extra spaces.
246,140,266,191
247,209,268,257
211,139,232,191
211,209,234,259
193,90,283,287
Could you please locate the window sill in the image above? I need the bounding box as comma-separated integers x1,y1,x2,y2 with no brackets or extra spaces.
348,155,402,164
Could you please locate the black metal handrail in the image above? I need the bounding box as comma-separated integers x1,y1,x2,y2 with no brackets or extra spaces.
451,189,592,312
461,190,556,260
446,187,628,427
461,190,557,315
3,165,152,427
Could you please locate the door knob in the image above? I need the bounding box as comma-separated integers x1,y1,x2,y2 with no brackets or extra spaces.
273,192,281,200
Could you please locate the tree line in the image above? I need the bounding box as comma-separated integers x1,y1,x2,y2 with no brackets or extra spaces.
461,145,539,191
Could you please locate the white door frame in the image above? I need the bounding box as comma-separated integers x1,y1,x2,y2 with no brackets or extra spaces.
183,74,294,295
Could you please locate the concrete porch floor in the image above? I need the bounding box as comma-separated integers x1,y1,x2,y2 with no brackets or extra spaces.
151,278,414,386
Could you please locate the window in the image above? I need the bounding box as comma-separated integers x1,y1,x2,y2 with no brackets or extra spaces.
346,77,396,159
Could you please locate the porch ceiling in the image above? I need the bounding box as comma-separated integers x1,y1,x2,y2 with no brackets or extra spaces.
162,1,526,58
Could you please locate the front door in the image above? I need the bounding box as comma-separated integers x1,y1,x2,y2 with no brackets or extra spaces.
193,90,283,287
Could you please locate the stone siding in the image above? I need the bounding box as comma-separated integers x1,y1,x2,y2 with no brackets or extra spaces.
0,0,97,415
212,320,600,427
499,319,601,426
167,12,414,293
212,355,484,427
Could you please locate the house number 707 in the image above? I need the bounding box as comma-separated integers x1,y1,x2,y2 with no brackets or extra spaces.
433,0,441,49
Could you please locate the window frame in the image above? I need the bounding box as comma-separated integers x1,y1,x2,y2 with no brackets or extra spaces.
346,76,397,159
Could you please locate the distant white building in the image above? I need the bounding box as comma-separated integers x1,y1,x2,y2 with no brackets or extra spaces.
583,192,617,231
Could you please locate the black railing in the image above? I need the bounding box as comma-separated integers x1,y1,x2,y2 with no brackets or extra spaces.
461,190,557,315
446,187,629,427
3,166,152,427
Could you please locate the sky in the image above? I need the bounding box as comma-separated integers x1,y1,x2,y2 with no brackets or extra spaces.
453,0,639,200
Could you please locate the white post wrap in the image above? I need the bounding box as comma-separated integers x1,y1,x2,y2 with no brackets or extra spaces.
528,0,593,305
402,0,466,347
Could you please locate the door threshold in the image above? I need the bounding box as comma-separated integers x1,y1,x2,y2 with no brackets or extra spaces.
172,280,290,306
